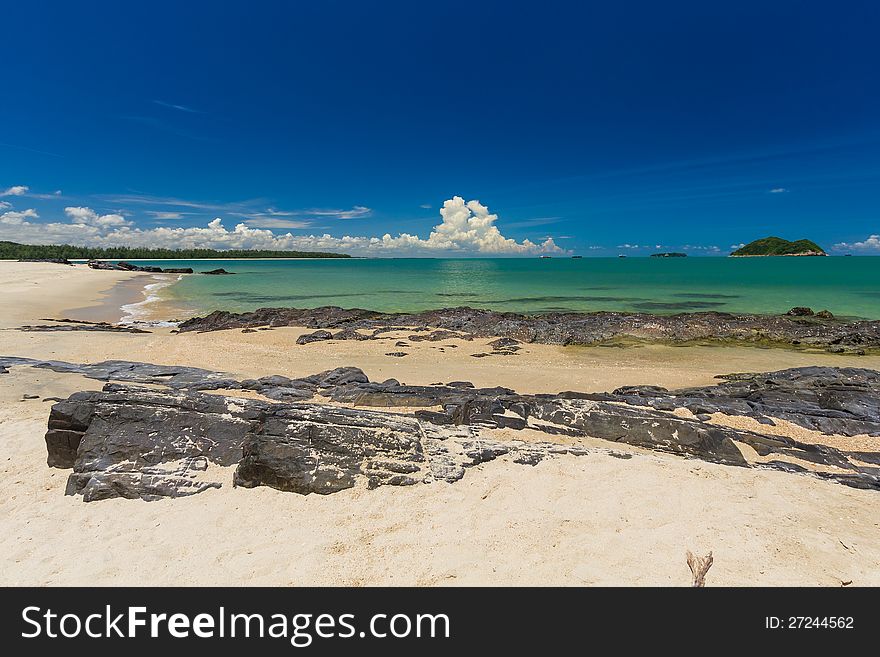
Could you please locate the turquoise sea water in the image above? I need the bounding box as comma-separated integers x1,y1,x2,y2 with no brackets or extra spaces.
127,257,880,319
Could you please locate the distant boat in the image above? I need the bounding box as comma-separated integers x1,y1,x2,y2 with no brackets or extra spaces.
618,254,627,258
571,255,582,259
539,255,552,259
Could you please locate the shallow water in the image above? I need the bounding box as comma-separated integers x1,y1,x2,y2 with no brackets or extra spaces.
115,257,880,319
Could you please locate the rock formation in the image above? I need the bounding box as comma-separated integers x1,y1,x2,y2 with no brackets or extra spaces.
0,356,876,502
176,306,880,354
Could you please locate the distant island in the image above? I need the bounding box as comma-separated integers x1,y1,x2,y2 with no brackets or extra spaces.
730,236,826,257
650,252,687,258
0,241,351,260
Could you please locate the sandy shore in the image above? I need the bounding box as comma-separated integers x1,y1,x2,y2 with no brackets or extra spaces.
1,261,879,586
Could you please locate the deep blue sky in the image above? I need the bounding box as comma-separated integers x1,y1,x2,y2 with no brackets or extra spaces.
2,0,879,255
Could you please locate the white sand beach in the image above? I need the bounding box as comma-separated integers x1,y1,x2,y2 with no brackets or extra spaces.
1,262,879,586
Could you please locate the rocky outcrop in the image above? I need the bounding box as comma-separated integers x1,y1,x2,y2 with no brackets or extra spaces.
176,306,880,354
201,268,234,275
87,260,194,274
2,356,876,501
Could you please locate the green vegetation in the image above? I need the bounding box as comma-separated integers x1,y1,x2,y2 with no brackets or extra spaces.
730,236,826,257
0,241,350,260
650,252,687,258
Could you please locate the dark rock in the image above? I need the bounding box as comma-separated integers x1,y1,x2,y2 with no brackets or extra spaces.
386,352,408,357
87,260,117,270
787,307,815,316
816,310,834,319
161,267,194,274
489,337,521,350
241,328,257,333
22,394,40,400
201,269,234,275
332,328,370,341
176,306,880,353
296,330,334,345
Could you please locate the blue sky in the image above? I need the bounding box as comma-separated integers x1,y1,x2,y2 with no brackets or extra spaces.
1,0,879,255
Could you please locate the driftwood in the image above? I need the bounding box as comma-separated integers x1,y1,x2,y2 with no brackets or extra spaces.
686,550,714,587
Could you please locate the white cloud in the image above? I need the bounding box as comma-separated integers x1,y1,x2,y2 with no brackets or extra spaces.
0,196,563,256
64,206,130,227
1,185,28,197
0,201,11,210
769,188,788,193
0,208,39,225
419,204,432,209
833,235,880,252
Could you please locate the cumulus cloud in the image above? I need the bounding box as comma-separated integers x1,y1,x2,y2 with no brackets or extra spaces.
0,208,39,225
833,235,880,252
64,206,130,227
1,185,28,197
0,197,562,256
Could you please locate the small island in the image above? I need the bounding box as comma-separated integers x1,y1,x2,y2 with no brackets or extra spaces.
730,236,827,257
650,252,687,258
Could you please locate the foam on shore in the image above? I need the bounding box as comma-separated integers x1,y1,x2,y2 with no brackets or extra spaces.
120,274,183,326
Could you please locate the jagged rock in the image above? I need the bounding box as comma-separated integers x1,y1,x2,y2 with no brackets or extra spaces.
176,306,880,353
201,268,234,275
117,261,163,273
87,260,117,270
816,310,834,319
787,307,814,316
604,367,880,437
386,352,408,357
4,355,876,501
162,267,194,274
296,330,334,344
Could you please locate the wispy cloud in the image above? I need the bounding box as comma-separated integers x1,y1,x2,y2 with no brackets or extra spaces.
104,194,373,223
769,187,788,193
146,211,190,220
119,115,211,141
153,100,203,114
242,218,314,229
419,204,432,209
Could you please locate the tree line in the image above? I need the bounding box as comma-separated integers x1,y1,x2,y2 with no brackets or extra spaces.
0,241,351,260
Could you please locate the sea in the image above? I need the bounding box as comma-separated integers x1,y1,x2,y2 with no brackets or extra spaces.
111,257,880,321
